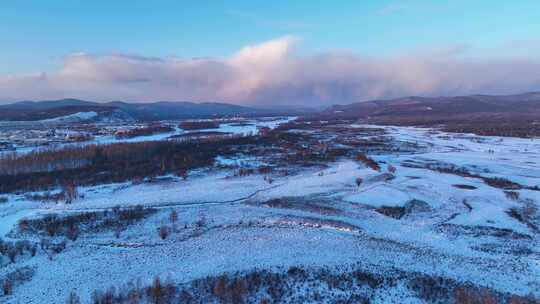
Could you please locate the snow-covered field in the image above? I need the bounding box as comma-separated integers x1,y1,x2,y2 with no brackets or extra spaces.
0,124,539,303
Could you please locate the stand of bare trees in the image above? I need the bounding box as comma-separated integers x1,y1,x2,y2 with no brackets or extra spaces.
0,135,254,193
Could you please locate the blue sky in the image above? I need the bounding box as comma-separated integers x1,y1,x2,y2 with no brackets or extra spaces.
1,0,539,74
1,1,539,104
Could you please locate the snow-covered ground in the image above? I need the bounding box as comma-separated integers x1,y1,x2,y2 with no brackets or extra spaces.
0,124,539,303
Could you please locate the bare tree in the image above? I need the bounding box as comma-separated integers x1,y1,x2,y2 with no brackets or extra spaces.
2,279,12,295
66,291,81,304
213,276,227,302
159,226,170,240
67,224,79,241
169,210,178,225
355,177,363,188
63,182,78,204
148,276,163,304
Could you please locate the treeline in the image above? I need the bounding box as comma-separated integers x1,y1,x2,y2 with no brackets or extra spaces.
86,265,539,304
0,147,92,176
0,135,257,193
115,125,174,139
179,121,220,130
443,122,540,138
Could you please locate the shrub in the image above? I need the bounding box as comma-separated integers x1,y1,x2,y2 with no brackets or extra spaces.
264,176,274,184
66,291,81,304
213,276,227,301
169,210,178,225
62,182,78,204
2,279,12,295
7,247,17,263
159,226,169,240
66,224,79,241
0,267,34,297
375,206,406,219
147,276,163,303
18,218,29,231
523,199,538,220
195,216,207,228
482,177,521,190
0,239,36,263
505,191,520,201
231,278,246,304
354,153,380,171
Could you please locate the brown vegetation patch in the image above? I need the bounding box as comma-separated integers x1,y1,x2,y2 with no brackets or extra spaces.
376,206,406,219
354,153,381,171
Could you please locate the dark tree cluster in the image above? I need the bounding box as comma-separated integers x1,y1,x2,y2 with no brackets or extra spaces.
0,135,257,193
115,125,174,139
444,121,540,138
179,121,220,130
18,205,157,238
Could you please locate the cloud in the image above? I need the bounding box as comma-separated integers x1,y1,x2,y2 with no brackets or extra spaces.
1,36,540,106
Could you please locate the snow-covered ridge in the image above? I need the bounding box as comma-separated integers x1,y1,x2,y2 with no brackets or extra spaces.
40,111,98,123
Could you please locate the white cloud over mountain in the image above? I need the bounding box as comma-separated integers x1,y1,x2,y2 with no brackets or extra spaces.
1,36,540,105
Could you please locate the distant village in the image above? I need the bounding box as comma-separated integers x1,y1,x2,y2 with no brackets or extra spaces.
0,118,276,153
0,121,152,152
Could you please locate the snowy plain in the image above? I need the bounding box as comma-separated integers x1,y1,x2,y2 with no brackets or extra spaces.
0,123,539,302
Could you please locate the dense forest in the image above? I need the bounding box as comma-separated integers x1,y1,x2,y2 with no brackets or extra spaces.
0,135,254,193
0,131,327,194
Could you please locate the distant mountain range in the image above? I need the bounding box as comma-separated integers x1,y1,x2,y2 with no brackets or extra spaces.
320,92,540,125
2,92,540,123
0,99,314,121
